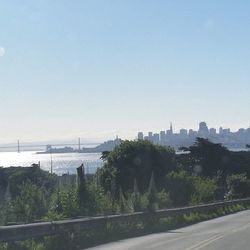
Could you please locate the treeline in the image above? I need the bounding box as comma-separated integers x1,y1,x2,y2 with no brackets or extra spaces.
1,138,250,225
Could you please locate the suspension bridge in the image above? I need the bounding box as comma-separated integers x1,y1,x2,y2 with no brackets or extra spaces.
0,139,101,153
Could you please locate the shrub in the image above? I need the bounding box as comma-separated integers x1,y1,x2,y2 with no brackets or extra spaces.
190,177,217,204
225,173,250,199
165,171,195,206
10,181,47,223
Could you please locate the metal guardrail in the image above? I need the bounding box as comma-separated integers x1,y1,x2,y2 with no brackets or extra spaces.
1,198,250,242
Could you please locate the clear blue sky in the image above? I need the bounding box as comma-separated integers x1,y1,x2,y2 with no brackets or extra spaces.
0,0,250,143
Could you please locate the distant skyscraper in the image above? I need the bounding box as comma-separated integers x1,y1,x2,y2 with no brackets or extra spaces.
238,128,245,133
148,132,153,142
209,128,216,136
138,132,144,140
170,122,173,134
153,133,160,143
189,129,197,138
198,122,209,137
222,128,230,135
219,127,223,135
180,129,188,137
160,131,166,142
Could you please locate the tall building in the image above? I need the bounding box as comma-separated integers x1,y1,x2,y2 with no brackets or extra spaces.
189,129,198,138
219,127,223,135
167,122,174,136
153,133,160,143
170,122,173,134
138,132,144,140
222,128,231,135
160,131,166,142
148,132,153,142
209,128,216,136
198,122,209,137
180,129,188,137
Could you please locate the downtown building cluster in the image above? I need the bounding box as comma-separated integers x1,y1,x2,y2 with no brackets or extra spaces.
137,122,250,149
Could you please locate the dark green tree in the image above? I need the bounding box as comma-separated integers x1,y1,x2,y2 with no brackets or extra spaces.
97,140,176,194
180,138,230,177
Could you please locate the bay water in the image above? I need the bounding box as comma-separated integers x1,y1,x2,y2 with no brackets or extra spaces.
0,151,103,175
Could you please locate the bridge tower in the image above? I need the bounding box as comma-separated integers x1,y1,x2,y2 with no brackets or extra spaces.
78,137,81,152
17,140,20,153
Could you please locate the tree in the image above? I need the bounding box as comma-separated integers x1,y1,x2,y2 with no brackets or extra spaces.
97,140,176,194
100,151,110,161
180,138,230,178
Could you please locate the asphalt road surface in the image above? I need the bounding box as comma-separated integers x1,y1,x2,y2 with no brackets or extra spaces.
87,210,250,250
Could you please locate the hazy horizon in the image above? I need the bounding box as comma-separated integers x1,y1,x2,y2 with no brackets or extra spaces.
1,1,250,143
0,121,249,146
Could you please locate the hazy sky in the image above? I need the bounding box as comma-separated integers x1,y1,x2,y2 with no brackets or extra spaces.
0,0,250,143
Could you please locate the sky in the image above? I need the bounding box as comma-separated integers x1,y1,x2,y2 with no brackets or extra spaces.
0,0,250,143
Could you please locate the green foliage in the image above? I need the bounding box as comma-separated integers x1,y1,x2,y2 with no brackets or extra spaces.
11,181,47,223
48,185,80,218
98,140,176,194
0,200,14,225
166,171,217,206
225,173,250,199
180,138,229,177
2,166,57,199
190,177,217,204
130,192,149,212
166,171,195,206
86,181,119,215
157,190,172,208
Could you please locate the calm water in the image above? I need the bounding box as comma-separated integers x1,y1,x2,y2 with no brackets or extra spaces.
0,151,103,175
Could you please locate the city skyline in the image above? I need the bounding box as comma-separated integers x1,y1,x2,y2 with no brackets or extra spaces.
138,122,250,136
1,121,250,146
1,1,250,142
137,121,250,149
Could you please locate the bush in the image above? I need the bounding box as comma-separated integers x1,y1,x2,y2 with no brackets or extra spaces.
48,185,80,219
157,190,172,208
166,171,218,206
165,171,195,206
87,182,119,215
190,177,217,204
225,173,250,199
11,181,47,223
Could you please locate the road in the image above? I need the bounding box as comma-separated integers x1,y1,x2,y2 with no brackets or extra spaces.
87,210,250,250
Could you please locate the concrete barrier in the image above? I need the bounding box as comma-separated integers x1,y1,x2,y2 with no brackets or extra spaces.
1,198,250,242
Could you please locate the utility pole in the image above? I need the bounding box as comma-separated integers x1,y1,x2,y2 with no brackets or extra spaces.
17,140,20,153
